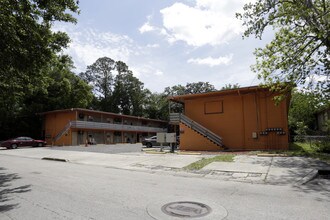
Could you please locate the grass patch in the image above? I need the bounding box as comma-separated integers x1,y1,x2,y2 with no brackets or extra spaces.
184,154,234,171
250,142,330,164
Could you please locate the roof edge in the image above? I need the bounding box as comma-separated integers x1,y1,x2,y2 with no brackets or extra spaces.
38,108,168,123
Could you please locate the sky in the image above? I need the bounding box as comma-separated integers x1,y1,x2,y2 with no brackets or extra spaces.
55,0,274,93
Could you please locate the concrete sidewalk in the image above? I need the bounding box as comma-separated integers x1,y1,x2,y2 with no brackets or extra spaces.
0,147,205,170
202,155,330,185
0,147,329,186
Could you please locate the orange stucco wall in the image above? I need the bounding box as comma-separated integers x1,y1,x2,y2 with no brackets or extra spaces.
180,123,220,151
179,90,289,151
43,109,168,146
44,111,76,146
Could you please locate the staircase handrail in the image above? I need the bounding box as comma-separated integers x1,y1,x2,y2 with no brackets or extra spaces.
170,113,223,147
53,122,72,142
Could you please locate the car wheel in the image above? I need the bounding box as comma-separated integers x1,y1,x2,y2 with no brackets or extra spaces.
37,143,43,147
146,142,152,148
11,144,18,149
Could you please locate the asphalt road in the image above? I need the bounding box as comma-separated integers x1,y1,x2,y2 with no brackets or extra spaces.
0,155,329,220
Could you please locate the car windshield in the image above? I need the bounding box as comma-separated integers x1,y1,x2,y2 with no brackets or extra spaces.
16,137,33,141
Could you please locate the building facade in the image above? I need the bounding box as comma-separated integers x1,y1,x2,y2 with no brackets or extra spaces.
40,108,168,146
169,86,291,151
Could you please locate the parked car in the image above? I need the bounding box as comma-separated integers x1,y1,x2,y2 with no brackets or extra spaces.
0,137,46,149
142,136,157,148
142,136,179,148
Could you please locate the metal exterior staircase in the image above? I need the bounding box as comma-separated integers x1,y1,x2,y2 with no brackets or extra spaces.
53,122,72,143
170,113,224,148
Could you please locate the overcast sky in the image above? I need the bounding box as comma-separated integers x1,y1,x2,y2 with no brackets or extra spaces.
55,0,274,93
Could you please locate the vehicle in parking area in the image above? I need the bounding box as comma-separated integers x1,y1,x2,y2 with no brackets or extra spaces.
0,137,46,149
141,136,179,148
142,136,160,148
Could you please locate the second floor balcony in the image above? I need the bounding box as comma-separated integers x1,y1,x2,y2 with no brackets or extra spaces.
70,120,167,133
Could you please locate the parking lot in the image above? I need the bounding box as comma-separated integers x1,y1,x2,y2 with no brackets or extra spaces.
47,143,173,154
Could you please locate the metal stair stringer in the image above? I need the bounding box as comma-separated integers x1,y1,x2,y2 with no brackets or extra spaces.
53,122,72,143
170,113,225,149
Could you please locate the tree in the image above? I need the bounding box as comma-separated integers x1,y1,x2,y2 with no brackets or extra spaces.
79,57,115,99
0,0,79,99
0,0,79,139
1,55,93,140
164,82,216,96
237,0,330,95
185,82,216,94
79,57,116,111
221,83,240,90
144,92,169,120
289,90,318,129
164,82,216,114
42,56,93,110
112,61,147,116
288,88,328,136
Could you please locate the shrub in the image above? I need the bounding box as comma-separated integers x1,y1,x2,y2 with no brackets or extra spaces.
312,137,330,153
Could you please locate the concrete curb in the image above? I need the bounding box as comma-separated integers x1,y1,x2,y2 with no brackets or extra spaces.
296,169,319,185
144,151,167,154
42,157,68,162
257,153,288,157
141,148,157,151
177,152,202,155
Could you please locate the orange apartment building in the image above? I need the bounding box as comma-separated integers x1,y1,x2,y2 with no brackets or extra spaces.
40,108,168,146
169,86,291,151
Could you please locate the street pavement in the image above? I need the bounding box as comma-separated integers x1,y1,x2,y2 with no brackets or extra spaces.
0,144,329,187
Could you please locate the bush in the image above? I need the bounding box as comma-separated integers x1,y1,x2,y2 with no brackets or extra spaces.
312,137,330,153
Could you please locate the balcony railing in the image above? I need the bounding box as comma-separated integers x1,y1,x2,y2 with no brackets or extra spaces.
70,121,167,133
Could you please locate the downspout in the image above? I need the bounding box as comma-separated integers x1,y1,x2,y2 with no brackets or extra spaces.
254,90,260,132
238,90,246,148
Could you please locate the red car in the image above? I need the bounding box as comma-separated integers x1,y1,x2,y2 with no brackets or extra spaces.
0,137,46,149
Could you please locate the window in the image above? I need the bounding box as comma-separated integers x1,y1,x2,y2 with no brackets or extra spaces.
204,101,223,114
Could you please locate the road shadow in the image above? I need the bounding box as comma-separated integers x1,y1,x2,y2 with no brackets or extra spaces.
271,157,329,169
264,157,330,190
265,157,330,200
0,167,31,213
294,176,330,202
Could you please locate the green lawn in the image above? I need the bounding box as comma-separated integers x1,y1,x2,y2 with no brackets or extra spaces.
251,142,330,164
183,142,329,171
289,142,330,163
184,154,235,171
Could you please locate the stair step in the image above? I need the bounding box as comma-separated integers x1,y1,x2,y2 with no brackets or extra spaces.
170,113,223,148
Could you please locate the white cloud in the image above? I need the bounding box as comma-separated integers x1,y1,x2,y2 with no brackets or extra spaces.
54,25,137,73
139,15,157,34
139,22,155,33
146,44,160,48
187,54,233,67
131,64,164,77
157,0,251,47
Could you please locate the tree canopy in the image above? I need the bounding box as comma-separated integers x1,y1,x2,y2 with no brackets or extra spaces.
237,0,329,95
80,58,149,116
112,63,147,116
288,88,330,138
0,0,82,139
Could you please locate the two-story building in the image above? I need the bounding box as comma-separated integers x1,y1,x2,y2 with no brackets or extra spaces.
169,86,291,151
40,108,168,146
